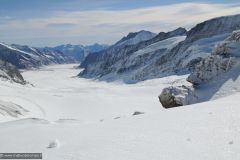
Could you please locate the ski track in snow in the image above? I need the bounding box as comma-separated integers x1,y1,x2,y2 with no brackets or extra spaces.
0,64,239,160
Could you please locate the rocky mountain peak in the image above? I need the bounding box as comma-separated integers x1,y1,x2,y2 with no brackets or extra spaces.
114,30,157,46
186,14,240,42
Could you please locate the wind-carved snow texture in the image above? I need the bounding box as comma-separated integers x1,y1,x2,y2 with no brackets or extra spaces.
159,30,240,108
0,100,29,119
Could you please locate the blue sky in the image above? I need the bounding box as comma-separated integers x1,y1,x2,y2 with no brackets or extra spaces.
0,0,239,46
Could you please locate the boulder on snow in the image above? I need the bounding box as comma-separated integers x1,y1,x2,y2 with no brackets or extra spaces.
159,85,197,108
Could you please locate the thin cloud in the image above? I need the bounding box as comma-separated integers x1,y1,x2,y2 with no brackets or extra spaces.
0,2,240,46
46,23,77,28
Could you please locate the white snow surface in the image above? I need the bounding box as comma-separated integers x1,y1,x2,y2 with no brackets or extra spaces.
1,64,187,122
0,64,239,160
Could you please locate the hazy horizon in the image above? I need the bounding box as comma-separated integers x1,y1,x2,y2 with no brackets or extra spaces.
0,0,240,47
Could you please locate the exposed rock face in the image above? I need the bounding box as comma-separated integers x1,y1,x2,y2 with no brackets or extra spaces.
159,85,197,108
187,30,240,85
0,60,25,84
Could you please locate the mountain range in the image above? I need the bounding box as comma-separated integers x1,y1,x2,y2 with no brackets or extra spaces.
79,14,240,84
53,43,109,62
0,43,108,83
0,14,240,89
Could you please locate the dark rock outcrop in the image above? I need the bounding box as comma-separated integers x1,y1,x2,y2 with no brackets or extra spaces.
0,60,25,84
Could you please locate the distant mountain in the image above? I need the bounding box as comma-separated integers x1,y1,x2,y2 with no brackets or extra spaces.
0,43,76,84
79,28,187,83
2,44,74,69
79,14,240,83
0,42,108,84
53,43,109,62
85,43,109,53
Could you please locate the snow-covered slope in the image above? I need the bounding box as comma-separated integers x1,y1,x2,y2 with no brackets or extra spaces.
0,64,239,160
79,28,187,83
108,36,186,83
159,14,240,74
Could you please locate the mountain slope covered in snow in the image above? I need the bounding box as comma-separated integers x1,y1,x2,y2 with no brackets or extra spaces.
159,30,240,108
79,28,187,83
79,14,240,83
